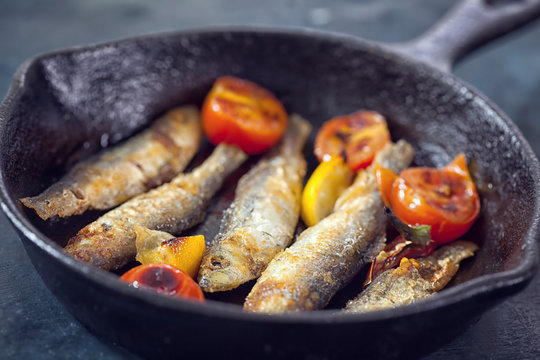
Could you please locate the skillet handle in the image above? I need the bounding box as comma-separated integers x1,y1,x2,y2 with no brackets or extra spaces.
390,0,540,72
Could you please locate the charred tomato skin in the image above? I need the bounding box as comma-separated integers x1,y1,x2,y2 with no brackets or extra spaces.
202,76,288,154
377,153,480,244
120,263,205,302
314,110,390,171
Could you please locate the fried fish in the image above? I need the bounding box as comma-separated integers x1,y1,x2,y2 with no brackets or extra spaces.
21,106,201,220
343,241,478,313
64,143,247,270
198,115,311,292
244,140,414,313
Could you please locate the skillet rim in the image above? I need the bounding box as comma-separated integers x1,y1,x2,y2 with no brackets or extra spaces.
0,25,538,325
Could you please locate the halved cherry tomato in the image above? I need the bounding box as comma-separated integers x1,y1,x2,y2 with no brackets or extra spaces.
202,76,288,154
120,263,205,302
301,156,354,227
376,153,480,244
314,110,391,171
134,225,206,279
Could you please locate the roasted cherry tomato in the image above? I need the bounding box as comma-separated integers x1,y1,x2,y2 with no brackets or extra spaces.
202,76,288,154
314,110,391,171
376,153,480,244
120,263,205,302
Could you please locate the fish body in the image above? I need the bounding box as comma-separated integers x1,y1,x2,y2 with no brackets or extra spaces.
198,115,311,292
343,241,478,313
21,106,201,220
244,140,414,313
64,144,247,270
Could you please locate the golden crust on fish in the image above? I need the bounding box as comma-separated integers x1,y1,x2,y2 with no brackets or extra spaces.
20,106,201,220
343,241,478,313
64,144,247,270
198,115,311,292
244,140,414,313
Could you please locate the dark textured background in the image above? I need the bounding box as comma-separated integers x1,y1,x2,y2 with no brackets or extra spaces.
0,0,539,359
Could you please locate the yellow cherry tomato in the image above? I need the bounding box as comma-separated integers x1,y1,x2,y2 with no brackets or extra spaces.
134,226,206,279
301,157,354,227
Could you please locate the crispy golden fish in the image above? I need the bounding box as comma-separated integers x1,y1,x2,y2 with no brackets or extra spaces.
20,106,202,220
64,143,247,270
198,115,311,292
343,241,478,313
244,140,414,313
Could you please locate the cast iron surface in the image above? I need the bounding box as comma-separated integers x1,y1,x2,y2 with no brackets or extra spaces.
1,1,540,359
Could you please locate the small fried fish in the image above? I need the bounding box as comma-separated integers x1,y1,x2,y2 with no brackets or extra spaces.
198,115,311,292
21,106,201,220
64,143,247,270
343,241,478,313
244,140,414,313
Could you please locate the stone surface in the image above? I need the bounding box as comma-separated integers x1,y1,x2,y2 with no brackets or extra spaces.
0,0,539,359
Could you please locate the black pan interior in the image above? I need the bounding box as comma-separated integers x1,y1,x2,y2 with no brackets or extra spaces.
1,29,537,308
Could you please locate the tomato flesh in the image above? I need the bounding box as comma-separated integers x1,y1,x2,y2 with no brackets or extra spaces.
202,76,288,154
314,110,390,171
376,154,480,244
120,263,205,302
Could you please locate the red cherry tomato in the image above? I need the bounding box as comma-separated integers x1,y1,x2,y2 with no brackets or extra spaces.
376,154,480,244
202,76,288,154
120,263,205,302
314,110,391,171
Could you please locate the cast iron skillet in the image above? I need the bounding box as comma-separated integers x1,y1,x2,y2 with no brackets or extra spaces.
1,0,540,359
